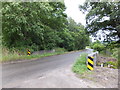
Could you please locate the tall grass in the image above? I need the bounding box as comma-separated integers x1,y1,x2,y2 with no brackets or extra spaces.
2,47,25,62
1,47,66,62
72,53,88,74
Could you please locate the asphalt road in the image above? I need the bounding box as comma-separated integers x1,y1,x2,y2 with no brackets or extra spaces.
2,49,92,88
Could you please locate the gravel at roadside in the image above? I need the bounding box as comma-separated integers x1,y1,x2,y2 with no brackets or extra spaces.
79,66,118,88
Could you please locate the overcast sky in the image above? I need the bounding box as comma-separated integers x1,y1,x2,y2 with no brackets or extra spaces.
63,0,115,42
64,0,86,25
64,0,104,42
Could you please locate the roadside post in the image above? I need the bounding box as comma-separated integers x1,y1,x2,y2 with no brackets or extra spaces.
27,49,31,56
87,56,94,70
87,51,98,71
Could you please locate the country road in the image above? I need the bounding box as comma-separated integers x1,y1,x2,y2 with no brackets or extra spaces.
2,49,93,88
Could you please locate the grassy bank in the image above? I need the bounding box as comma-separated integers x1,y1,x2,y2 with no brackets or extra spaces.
1,48,66,63
72,53,88,74
2,52,65,63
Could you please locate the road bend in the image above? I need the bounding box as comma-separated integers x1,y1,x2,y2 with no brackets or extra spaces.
2,49,92,88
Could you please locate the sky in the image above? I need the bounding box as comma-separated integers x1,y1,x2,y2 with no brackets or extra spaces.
63,0,100,42
64,0,106,42
64,0,86,25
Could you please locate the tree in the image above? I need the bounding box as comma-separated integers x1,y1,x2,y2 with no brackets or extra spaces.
2,2,67,50
90,40,105,52
79,1,120,44
67,18,89,50
2,2,89,51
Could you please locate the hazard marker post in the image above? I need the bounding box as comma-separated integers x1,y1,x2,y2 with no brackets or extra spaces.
27,50,31,56
87,56,94,70
87,51,98,71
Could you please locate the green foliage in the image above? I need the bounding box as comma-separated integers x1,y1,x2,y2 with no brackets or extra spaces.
2,2,66,50
93,43,105,52
80,2,120,43
2,47,66,62
111,48,118,59
99,47,119,60
64,17,89,51
106,61,118,69
72,53,88,74
2,2,89,53
90,40,105,52
106,61,117,66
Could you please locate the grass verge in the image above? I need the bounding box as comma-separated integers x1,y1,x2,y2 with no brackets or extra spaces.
72,53,88,74
1,51,65,63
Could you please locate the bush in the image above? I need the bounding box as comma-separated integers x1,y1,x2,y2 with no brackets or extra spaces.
92,43,105,52
111,48,118,59
90,40,105,52
110,48,119,69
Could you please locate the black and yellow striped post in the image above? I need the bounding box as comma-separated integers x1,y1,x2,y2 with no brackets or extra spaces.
87,56,94,71
27,50,31,56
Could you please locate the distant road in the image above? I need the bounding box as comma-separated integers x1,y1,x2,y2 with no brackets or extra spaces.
2,49,92,88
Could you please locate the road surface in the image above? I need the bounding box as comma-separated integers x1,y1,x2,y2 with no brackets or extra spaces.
2,49,92,88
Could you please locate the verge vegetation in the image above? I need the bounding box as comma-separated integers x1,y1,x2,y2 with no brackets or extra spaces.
89,40,119,69
1,2,89,62
80,2,119,69
1,47,66,62
2,2,89,52
72,53,88,74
